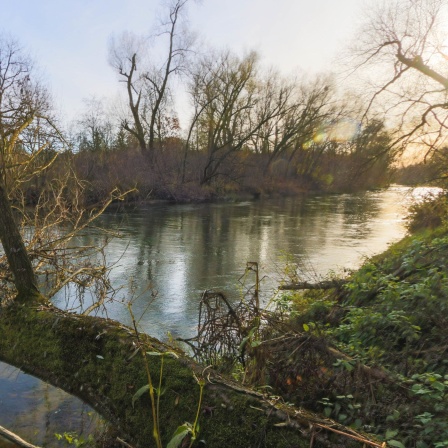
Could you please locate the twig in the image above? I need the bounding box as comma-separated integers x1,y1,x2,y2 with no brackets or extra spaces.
0,425,42,448
279,279,348,291
116,437,135,448
312,422,385,448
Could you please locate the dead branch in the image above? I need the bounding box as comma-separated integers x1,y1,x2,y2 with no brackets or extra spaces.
279,279,348,291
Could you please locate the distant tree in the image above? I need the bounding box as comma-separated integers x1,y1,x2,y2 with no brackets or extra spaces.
1,36,323,448
108,32,148,152
276,76,341,180
248,70,296,167
142,0,192,150
336,119,396,190
188,50,290,185
112,126,134,151
394,159,440,185
109,0,193,152
180,67,219,183
252,76,325,159
75,96,114,153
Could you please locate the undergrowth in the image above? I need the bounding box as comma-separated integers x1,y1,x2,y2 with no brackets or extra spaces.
280,222,448,447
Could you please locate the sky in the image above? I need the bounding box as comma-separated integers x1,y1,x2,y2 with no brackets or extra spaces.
1,0,366,125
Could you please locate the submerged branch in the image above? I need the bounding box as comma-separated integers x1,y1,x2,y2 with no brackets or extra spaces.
0,425,42,448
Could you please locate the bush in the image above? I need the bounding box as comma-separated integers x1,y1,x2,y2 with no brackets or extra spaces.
406,192,448,232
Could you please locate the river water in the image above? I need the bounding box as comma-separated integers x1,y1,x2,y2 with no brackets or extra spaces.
0,185,436,446
0,361,100,447
53,185,430,341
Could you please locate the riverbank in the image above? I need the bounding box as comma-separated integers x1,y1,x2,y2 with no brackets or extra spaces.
182,196,447,447
24,144,394,212
271,217,448,447
105,180,311,211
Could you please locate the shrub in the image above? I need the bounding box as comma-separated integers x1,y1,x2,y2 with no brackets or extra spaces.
407,192,448,232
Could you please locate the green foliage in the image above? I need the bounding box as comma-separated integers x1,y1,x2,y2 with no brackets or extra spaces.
276,288,336,332
54,432,94,447
388,441,405,448
128,300,205,448
406,192,448,232
166,372,205,448
335,307,421,360
339,234,448,445
273,292,300,316
167,423,194,448
132,383,151,409
317,394,362,426
280,226,448,447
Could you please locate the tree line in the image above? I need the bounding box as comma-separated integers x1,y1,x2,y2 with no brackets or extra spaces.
61,0,397,203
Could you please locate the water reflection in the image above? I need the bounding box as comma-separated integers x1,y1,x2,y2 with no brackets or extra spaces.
0,361,100,447
51,186,432,341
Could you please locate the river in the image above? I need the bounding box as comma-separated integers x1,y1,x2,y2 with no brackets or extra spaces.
53,185,430,341
0,185,436,446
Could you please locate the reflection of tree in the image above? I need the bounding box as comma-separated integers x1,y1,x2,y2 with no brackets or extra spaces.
0,362,97,446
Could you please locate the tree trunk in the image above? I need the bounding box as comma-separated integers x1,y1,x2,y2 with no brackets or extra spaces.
125,54,147,153
0,180,42,303
0,302,370,448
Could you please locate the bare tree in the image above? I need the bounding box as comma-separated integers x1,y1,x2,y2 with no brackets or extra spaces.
0,35,127,308
108,32,148,152
188,50,291,185
0,35,50,301
75,96,114,153
0,34,401,448
144,0,192,150
260,75,339,176
109,0,193,152
352,0,448,158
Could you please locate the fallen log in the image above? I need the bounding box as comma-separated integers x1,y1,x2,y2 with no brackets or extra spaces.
0,301,378,448
279,279,348,291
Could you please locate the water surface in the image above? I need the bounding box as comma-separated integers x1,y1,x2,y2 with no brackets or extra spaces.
53,186,429,341
0,361,99,447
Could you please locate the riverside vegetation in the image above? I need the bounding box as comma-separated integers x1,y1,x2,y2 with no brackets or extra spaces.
264,192,448,448
0,26,399,448
2,190,447,448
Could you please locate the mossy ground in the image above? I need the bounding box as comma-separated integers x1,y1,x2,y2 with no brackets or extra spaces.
0,302,318,447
